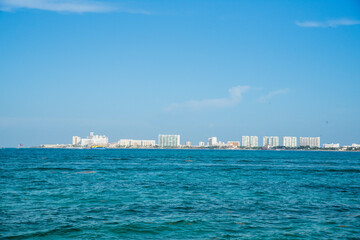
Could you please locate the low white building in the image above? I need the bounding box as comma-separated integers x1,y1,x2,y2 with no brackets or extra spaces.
199,141,205,147
323,143,340,148
118,139,156,147
118,139,140,147
217,141,227,147
142,140,156,147
42,144,68,148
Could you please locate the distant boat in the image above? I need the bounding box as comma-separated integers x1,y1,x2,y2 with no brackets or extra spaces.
90,145,106,149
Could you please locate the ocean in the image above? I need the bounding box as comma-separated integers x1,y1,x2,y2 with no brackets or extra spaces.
1,149,359,239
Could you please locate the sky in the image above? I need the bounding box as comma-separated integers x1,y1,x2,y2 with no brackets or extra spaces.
0,0,360,147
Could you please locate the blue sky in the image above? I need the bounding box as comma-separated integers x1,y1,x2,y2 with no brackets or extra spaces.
0,0,359,147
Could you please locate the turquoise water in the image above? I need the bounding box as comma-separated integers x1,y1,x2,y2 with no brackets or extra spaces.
1,149,360,239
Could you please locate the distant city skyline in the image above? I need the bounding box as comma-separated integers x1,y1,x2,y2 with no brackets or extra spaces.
54,131,357,148
1,0,359,147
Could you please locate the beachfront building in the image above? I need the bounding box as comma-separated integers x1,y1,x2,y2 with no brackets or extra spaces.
72,136,81,145
283,136,297,148
118,139,156,147
199,141,205,147
300,137,320,148
217,141,227,147
250,136,258,147
241,136,250,147
41,144,68,148
227,141,240,148
342,143,360,149
208,137,218,146
158,134,180,147
78,132,109,147
118,139,131,147
323,143,340,148
185,141,191,147
142,140,156,147
263,136,279,147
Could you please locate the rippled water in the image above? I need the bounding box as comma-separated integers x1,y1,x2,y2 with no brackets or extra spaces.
1,149,360,239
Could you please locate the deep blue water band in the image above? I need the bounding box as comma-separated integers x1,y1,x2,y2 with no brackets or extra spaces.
1,149,360,239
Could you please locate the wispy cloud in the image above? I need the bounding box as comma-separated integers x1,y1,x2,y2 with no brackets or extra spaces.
296,19,360,28
258,88,289,103
0,0,150,14
165,85,250,111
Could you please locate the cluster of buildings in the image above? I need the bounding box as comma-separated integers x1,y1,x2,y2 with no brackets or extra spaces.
203,136,320,148
38,132,357,150
72,132,156,148
62,132,359,150
72,132,108,146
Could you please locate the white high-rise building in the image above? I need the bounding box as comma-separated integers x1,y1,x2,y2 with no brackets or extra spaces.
208,137,218,146
263,136,279,147
300,137,320,148
72,136,81,145
250,136,258,147
274,137,280,147
299,137,309,147
283,137,297,148
158,135,180,147
310,137,320,148
242,136,250,147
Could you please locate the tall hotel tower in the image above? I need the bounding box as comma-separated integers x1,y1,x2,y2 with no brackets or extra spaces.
263,136,279,147
158,135,181,147
300,137,320,148
208,137,218,146
283,137,297,147
241,136,250,147
250,136,258,147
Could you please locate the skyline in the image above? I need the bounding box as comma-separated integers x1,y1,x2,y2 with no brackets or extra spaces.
45,131,354,148
1,0,360,147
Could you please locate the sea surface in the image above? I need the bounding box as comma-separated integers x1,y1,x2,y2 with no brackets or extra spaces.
1,149,360,239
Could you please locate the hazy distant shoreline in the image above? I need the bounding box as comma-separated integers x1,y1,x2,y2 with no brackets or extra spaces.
3,147,359,152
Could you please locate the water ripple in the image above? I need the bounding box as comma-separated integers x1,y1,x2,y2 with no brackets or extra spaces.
1,149,360,239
